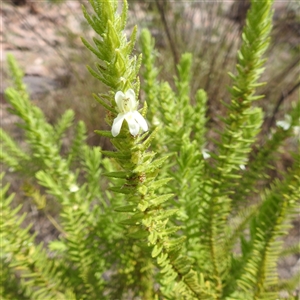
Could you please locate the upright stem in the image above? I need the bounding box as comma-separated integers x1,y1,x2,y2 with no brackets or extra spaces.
155,0,179,76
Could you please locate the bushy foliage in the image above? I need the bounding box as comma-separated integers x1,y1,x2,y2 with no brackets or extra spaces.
1,0,299,299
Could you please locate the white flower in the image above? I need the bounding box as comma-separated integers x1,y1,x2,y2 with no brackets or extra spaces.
276,114,292,131
202,149,210,159
111,89,148,137
293,125,300,138
69,184,79,193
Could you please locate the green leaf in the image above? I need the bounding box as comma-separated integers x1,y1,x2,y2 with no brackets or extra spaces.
101,150,131,159
103,171,130,179
149,194,174,207
119,212,145,225
152,244,163,258
148,178,173,191
127,229,148,239
114,204,137,212
94,130,114,138
134,155,169,173
92,93,115,112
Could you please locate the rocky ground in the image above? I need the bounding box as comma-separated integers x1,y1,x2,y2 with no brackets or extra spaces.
1,1,85,98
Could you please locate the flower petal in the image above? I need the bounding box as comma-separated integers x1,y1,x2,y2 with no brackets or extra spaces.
111,113,125,137
115,91,125,112
202,149,210,159
125,89,136,110
133,111,148,132
125,113,140,136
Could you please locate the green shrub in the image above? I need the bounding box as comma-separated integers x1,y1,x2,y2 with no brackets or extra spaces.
1,0,299,299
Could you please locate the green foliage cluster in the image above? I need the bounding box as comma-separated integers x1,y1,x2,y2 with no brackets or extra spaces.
1,0,299,299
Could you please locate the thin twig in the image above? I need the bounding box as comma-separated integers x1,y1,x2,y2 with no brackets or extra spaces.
11,4,80,81
262,56,300,95
154,0,179,76
266,80,300,132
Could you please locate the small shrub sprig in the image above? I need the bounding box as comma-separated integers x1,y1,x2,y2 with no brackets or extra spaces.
82,0,205,297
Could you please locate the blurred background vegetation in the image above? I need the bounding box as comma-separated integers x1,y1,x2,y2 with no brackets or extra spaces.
1,0,299,284
2,0,299,146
